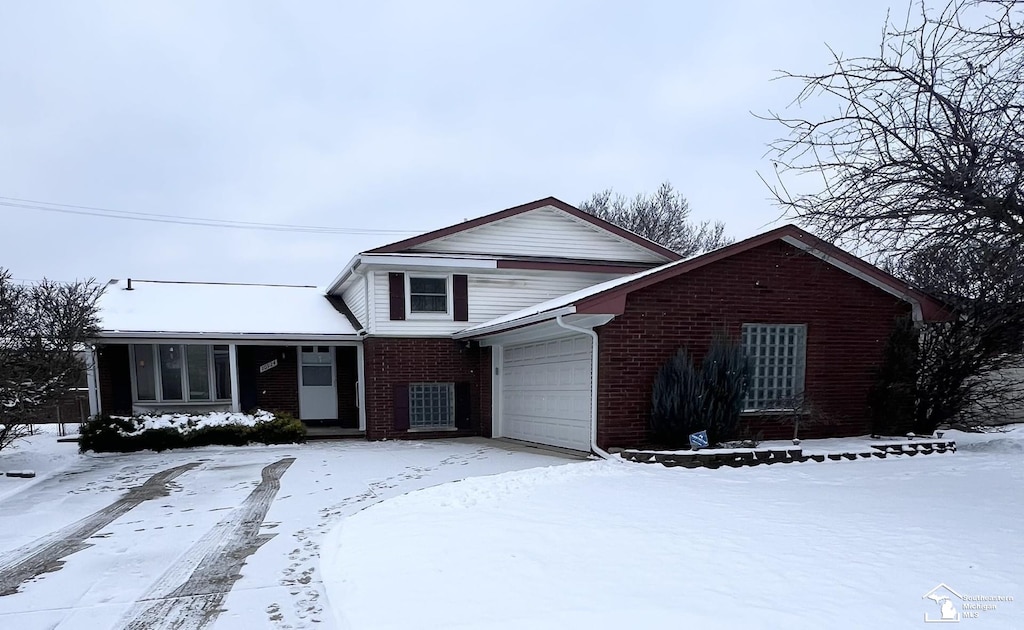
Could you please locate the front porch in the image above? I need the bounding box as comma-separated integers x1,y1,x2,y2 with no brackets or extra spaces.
92,341,364,430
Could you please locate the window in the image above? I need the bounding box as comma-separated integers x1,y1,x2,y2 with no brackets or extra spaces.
409,276,448,313
300,346,333,386
741,324,807,410
131,344,232,403
409,383,455,429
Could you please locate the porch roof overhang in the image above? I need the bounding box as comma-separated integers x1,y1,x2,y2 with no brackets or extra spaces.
96,331,362,344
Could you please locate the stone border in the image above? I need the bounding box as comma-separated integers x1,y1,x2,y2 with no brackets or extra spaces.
616,440,957,469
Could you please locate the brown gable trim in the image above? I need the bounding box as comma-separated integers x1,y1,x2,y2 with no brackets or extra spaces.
365,197,683,262
495,260,657,274
573,224,949,321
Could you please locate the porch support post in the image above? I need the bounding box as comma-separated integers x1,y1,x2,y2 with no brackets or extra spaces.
356,343,366,431
86,345,101,417
229,343,241,413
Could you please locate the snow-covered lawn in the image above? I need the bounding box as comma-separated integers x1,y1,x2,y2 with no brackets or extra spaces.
325,427,1024,630
0,433,570,630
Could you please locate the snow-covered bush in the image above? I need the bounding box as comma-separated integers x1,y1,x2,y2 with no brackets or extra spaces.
79,410,305,452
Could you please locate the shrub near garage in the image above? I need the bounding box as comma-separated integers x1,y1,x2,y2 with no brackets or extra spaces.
79,410,306,453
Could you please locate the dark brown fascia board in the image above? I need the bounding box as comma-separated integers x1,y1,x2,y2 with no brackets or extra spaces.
325,294,364,331
364,197,683,262
573,224,949,321
495,259,656,274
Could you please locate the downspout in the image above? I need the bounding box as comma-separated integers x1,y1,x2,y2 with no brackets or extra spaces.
555,314,613,460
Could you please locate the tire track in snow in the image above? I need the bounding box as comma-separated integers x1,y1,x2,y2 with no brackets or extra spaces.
118,457,294,630
0,462,200,596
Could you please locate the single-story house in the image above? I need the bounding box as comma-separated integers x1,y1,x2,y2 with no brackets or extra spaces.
86,197,947,453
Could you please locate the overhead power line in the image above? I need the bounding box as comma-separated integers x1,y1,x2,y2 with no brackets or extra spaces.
0,196,423,235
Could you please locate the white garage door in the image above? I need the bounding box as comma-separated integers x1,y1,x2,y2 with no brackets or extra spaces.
501,335,592,451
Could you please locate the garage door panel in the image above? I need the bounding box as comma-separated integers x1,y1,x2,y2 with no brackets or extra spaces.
501,335,592,451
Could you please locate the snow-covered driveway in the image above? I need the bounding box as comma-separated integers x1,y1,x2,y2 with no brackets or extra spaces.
0,438,572,630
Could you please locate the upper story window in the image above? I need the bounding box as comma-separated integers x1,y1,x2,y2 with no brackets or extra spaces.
409,276,448,313
741,324,807,411
388,272,467,322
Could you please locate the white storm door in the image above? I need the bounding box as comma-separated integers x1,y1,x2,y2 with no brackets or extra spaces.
298,346,338,420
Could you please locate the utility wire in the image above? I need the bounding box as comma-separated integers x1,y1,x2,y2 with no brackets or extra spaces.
0,196,424,235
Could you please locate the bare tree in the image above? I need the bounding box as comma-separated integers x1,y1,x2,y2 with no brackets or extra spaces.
892,242,1024,431
0,269,102,451
764,1,1024,431
763,0,1024,257
580,181,730,257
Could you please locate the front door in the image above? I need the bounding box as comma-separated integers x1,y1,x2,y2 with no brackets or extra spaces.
298,346,338,421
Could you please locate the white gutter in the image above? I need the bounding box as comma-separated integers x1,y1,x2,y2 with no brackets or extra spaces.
555,314,613,460
454,306,577,339
325,254,363,295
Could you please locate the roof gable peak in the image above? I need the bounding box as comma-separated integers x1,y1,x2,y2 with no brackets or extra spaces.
364,197,682,262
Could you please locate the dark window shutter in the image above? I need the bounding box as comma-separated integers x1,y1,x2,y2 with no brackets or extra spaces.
388,272,406,321
393,384,410,430
454,382,472,430
453,274,469,322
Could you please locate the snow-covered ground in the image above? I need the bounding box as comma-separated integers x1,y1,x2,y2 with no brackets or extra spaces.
0,435,570,629
325,426,1024,630
0,423,81,502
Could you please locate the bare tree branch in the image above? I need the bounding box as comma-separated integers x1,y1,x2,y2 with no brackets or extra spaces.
761,0,1024,257
579,181,731,257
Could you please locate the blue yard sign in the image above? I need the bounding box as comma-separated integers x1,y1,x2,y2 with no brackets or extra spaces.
689,430,709,450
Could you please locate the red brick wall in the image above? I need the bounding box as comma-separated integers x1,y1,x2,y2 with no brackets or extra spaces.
246,346,300,418
596,240,912,448
362,337,488,440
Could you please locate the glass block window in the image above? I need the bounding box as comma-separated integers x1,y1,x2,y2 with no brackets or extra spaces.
741,324,807,410
409,277,448,313
409,383,455,429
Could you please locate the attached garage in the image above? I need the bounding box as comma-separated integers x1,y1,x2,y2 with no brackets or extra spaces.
499,334,593,451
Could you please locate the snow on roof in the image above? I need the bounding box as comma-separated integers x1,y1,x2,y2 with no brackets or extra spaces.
457,257,691,336
97,280,359,337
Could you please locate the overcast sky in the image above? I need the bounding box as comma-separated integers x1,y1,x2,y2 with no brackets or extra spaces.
1,0,917,286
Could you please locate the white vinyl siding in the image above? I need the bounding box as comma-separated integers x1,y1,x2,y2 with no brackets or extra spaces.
406,206,668,264
370,269,620,336
742,324,807,411
341,275,368,330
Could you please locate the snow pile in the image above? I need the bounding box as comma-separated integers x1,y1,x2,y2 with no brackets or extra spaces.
944,424,1024,454
113,409,278,436
324,425,1024,629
